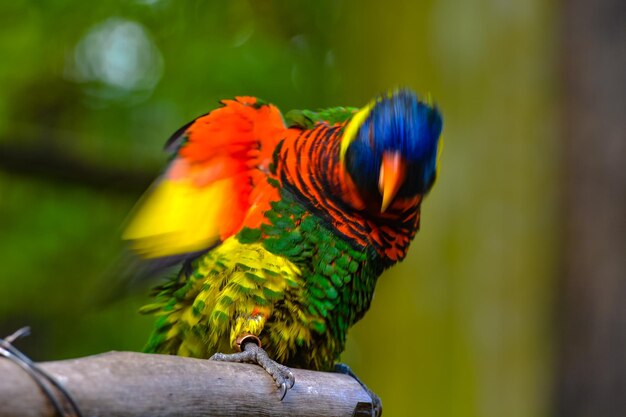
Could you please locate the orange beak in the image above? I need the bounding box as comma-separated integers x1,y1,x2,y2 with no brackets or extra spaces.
378,151,406,212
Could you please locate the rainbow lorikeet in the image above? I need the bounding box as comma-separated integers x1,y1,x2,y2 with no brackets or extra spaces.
123,89,442,414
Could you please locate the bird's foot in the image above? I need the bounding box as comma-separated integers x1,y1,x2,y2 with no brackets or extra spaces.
334,363,382,417
210,337,295,400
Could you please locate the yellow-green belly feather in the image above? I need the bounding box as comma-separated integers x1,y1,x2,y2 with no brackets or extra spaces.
143,191,383,371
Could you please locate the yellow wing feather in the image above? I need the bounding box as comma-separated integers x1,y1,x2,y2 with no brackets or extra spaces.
123,177,235,258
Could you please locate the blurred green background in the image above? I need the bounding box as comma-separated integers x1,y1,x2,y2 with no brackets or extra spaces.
0,1,559,416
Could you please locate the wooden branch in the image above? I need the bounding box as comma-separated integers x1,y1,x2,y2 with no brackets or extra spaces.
0,351,373,417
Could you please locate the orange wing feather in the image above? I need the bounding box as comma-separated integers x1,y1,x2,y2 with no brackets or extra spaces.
123,97,285,259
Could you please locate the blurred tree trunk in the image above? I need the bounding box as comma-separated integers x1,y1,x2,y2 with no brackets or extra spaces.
557,0,626,416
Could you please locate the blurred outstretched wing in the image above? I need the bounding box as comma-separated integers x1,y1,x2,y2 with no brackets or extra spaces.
123,96,286,259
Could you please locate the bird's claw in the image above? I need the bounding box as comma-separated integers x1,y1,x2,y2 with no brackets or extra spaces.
210,342,295,400
263,357,294,400
273,367,294,400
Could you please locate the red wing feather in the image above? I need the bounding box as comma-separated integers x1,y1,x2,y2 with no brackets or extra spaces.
123,97,285,259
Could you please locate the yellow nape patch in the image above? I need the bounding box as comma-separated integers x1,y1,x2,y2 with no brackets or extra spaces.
435,134,444,179
339,100,375,162
425,91,434,106
123,177,234,258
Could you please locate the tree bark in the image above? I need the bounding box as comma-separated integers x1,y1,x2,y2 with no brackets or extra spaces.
557,0,626,416
0,351,373,417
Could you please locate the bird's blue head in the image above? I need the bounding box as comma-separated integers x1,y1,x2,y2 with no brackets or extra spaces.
340,89,443,212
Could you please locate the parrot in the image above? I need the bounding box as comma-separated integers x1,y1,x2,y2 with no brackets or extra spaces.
123,88,443,415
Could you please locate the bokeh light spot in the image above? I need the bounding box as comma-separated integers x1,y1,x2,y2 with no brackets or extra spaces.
68,18,163,101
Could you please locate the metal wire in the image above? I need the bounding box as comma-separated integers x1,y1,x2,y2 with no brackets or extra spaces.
0,327,84,417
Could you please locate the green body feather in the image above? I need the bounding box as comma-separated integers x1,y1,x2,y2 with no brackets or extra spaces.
284,107,358,129
143,186,383,371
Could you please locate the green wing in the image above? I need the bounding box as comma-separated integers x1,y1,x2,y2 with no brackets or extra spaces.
284,106,359,129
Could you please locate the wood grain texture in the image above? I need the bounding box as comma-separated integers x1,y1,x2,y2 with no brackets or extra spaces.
0,351,374,417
